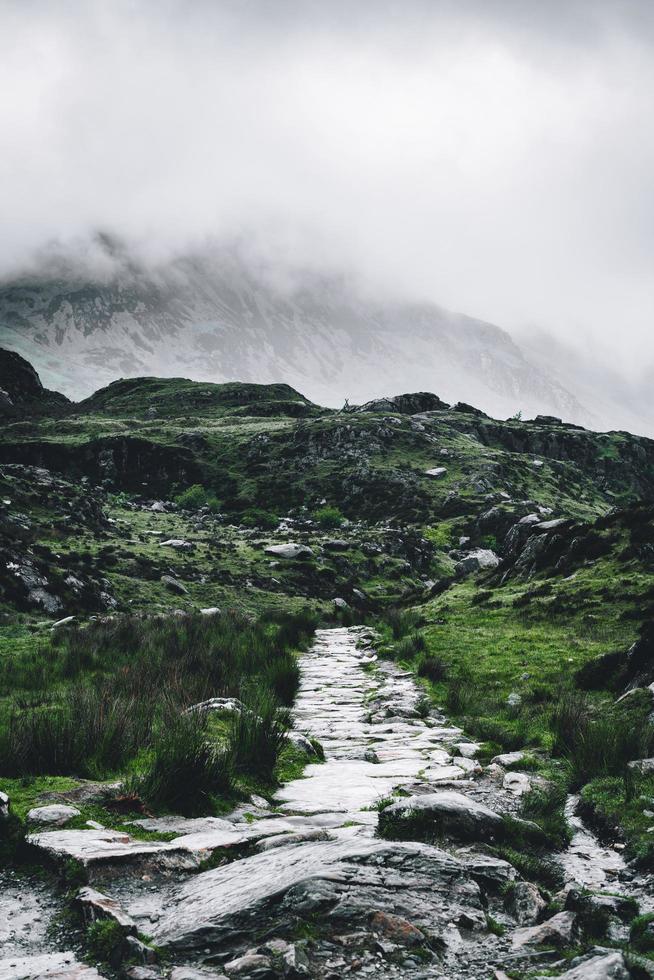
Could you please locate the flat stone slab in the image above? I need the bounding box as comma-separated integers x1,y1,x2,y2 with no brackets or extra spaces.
0,952,105,979
147,829,476,950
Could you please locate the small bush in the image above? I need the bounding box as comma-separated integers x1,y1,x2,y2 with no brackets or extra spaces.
445,667,476,716
550,689,654,787
630,913,654,953
313,505,345,529
241,507,279,529
423,524,453,549
175,484,221,512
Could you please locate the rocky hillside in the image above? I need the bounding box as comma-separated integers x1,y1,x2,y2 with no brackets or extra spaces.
2,354,654,979
0,243,591,426
0,348,70,418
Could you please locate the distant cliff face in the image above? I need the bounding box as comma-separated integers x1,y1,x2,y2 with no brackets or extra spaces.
0,347,70,417
0,246,588,424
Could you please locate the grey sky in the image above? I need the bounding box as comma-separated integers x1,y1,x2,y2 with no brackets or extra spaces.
1,0,653,374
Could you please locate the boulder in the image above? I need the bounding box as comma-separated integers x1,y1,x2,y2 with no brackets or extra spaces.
0,790,9,819
159,539,194,550
505,881,546,924
627,757,654,774
455,549,500,577
199,606,221,616
26,804,80,826
425,467,447,479
512,910,576,948
503,772,531,796
378,791,503,842
264,543,314,561
332,597,349,609
534,951,629,979
161,575,189,595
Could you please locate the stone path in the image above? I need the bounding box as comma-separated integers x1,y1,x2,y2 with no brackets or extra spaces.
4,627,648,979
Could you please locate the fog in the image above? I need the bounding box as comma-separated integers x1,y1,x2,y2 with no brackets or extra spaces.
1,0,653,381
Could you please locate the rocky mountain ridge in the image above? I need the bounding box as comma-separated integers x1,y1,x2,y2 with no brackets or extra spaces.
0,246,592,427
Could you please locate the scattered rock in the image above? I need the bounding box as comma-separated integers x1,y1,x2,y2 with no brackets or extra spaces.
628,757,654,774
161,575,189,595
26,804,80,826
512,910,577,948
378,791,503,842
76,886,135,931
491,751,525,767
224,952,272,977
455,549,500,577
264,543,314,561
534,951,629,979
505,881,546,924
185,697,244,715
51,616,76,630
369,910,426,948
503,772,531,796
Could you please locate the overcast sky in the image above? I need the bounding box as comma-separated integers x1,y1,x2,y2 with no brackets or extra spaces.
1,0,653,374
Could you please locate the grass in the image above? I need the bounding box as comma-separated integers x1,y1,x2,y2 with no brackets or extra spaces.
126,712,233,815
0,608,316,819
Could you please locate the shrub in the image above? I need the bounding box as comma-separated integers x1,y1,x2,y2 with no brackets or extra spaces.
313,505,345,529
128,712,232,814
262,652,300,707
241,507,279,529
86,919,127,962
175,484,221,512
445,666,475,716
1,684,154,777
423,524,453,549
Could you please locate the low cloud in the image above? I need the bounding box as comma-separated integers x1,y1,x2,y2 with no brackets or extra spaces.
1,0,653,377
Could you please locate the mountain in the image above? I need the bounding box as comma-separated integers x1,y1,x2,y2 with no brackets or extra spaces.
0,241,592,427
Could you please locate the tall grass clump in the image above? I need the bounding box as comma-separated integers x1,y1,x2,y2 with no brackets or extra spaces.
0,607,317,789
127,712,232,815
229,691,291,780
386,607,422,639
550,689,654,788
0,684,154,777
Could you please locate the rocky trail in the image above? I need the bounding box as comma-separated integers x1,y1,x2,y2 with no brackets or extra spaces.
1,627,651,979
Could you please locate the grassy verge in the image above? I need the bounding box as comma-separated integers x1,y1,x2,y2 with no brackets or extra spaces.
0,608,318,843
